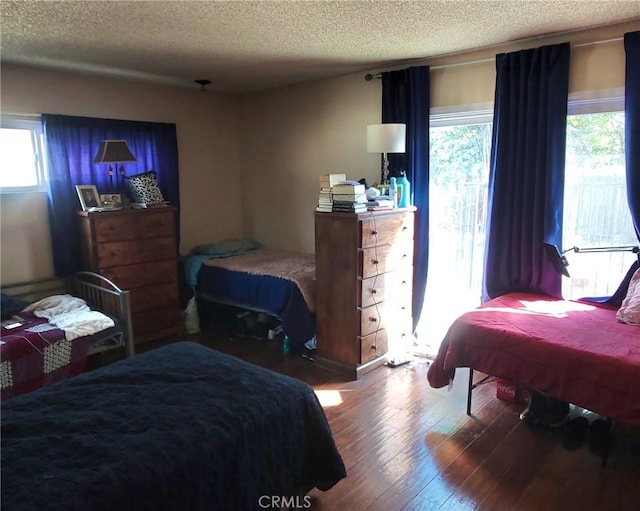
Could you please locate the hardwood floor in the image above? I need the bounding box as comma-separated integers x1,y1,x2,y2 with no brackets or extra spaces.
96,330,640,511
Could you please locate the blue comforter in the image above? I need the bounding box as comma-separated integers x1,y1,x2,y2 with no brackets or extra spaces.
1,342,346,510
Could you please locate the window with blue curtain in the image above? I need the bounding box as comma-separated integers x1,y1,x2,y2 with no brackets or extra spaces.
42,114,180,276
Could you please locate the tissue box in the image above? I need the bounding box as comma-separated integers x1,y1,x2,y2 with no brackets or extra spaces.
496,379,528,403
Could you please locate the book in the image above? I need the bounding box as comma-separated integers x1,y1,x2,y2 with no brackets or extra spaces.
319,173,347,188
332,202,367,212
367,198,394,207
331,193,367,203
332,182,365,194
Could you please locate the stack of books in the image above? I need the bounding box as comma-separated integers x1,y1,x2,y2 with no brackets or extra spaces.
331,181,367,213
316,173,346,212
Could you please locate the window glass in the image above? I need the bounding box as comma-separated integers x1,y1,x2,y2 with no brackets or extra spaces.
0,117,46,192
416,113,492,357
562,111,636,299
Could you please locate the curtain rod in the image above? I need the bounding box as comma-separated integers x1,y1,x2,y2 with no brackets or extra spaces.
364,36,624,80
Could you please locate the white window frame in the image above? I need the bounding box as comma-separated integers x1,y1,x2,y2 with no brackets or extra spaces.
0,114,47,193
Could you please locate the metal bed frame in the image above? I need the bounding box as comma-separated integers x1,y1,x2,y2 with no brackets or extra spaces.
3,271,134,358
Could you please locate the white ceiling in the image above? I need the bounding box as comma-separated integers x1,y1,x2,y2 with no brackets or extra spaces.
1,1,639,94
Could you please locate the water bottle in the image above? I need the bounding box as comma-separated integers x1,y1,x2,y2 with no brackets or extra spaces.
283,336,290,355
389,177,398,208
397,170,411,208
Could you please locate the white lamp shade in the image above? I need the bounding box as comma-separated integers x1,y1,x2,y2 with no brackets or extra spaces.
366,123,406,154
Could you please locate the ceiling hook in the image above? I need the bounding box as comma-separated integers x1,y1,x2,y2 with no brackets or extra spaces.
195,79,211,92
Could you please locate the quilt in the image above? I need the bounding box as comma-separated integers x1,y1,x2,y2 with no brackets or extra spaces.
1,341,347,510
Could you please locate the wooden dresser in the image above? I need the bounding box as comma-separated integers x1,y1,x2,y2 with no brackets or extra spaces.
314,208,415,378
77,206,181,345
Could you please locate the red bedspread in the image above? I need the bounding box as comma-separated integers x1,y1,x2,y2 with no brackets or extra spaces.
427,292,640,425
1,313,92,400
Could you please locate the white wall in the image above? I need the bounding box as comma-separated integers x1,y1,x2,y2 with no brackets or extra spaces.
1,63,243,284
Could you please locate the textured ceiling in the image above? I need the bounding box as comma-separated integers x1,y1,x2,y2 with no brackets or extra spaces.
1,1,639,93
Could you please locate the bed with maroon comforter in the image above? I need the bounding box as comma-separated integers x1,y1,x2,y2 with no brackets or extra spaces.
427,292,640,425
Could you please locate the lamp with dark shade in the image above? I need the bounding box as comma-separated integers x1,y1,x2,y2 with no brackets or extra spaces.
93,140,137,191
366,123,406,184
543,241,640,278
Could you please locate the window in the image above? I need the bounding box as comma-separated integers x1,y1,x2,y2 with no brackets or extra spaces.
0,116,46,192
417,92,636,356
562,94,636,299
415,105,493,356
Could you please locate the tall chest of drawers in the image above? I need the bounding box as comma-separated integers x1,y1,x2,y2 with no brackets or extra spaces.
314,208,415,378
77,207,181,345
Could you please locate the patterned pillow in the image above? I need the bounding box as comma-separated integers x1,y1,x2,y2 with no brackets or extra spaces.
126,171,165,204
617,268,640,326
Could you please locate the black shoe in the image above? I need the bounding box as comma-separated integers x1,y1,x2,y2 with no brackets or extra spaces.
519,391,569,429
562,417,589,450
588,419,611,456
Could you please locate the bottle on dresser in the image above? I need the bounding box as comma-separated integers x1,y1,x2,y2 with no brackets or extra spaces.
389,177,398,208
396,170,411,208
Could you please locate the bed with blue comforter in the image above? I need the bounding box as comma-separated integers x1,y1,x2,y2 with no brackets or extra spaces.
185,241,316,354
1,341,346,511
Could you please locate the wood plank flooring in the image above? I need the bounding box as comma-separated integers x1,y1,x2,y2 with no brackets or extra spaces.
97,331,640,511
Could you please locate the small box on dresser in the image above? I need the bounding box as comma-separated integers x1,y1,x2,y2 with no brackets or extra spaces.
77,206,181,345
314,207,415,379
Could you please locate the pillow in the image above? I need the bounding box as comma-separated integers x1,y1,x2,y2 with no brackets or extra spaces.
126,170,165,204
1,292,30,320
191,238,261,256
616,267,640,326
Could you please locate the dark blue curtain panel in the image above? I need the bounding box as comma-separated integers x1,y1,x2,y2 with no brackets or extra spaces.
483,43,570,300
382,66,430,330
625,31,640,240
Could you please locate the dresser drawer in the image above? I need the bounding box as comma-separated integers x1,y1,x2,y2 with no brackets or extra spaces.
93,210,175,242
359,304,384,337
359,330,388,364
97,236,176,267
359,268,412,308
360,242,413,278
361,213,413,248
129,282,179,313
101,259,177,289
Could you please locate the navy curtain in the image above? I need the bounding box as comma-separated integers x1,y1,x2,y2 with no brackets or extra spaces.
483,43,570,300
625,31,640,240
381,66,430,330
43,114,180,276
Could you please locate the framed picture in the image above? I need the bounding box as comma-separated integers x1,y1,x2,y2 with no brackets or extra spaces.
76,185,101,211
100,193,123,209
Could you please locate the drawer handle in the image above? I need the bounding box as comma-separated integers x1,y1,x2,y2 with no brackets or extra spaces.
372,259,379,265
402,254,408,259
370,288,377,294
369,317,378,323
371,344,377,351
402,280,407,285
402,226,408,231
371,230,378,235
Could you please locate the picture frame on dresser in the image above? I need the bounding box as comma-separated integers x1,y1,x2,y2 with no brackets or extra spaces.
76,185,100,211
100,193,123,209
